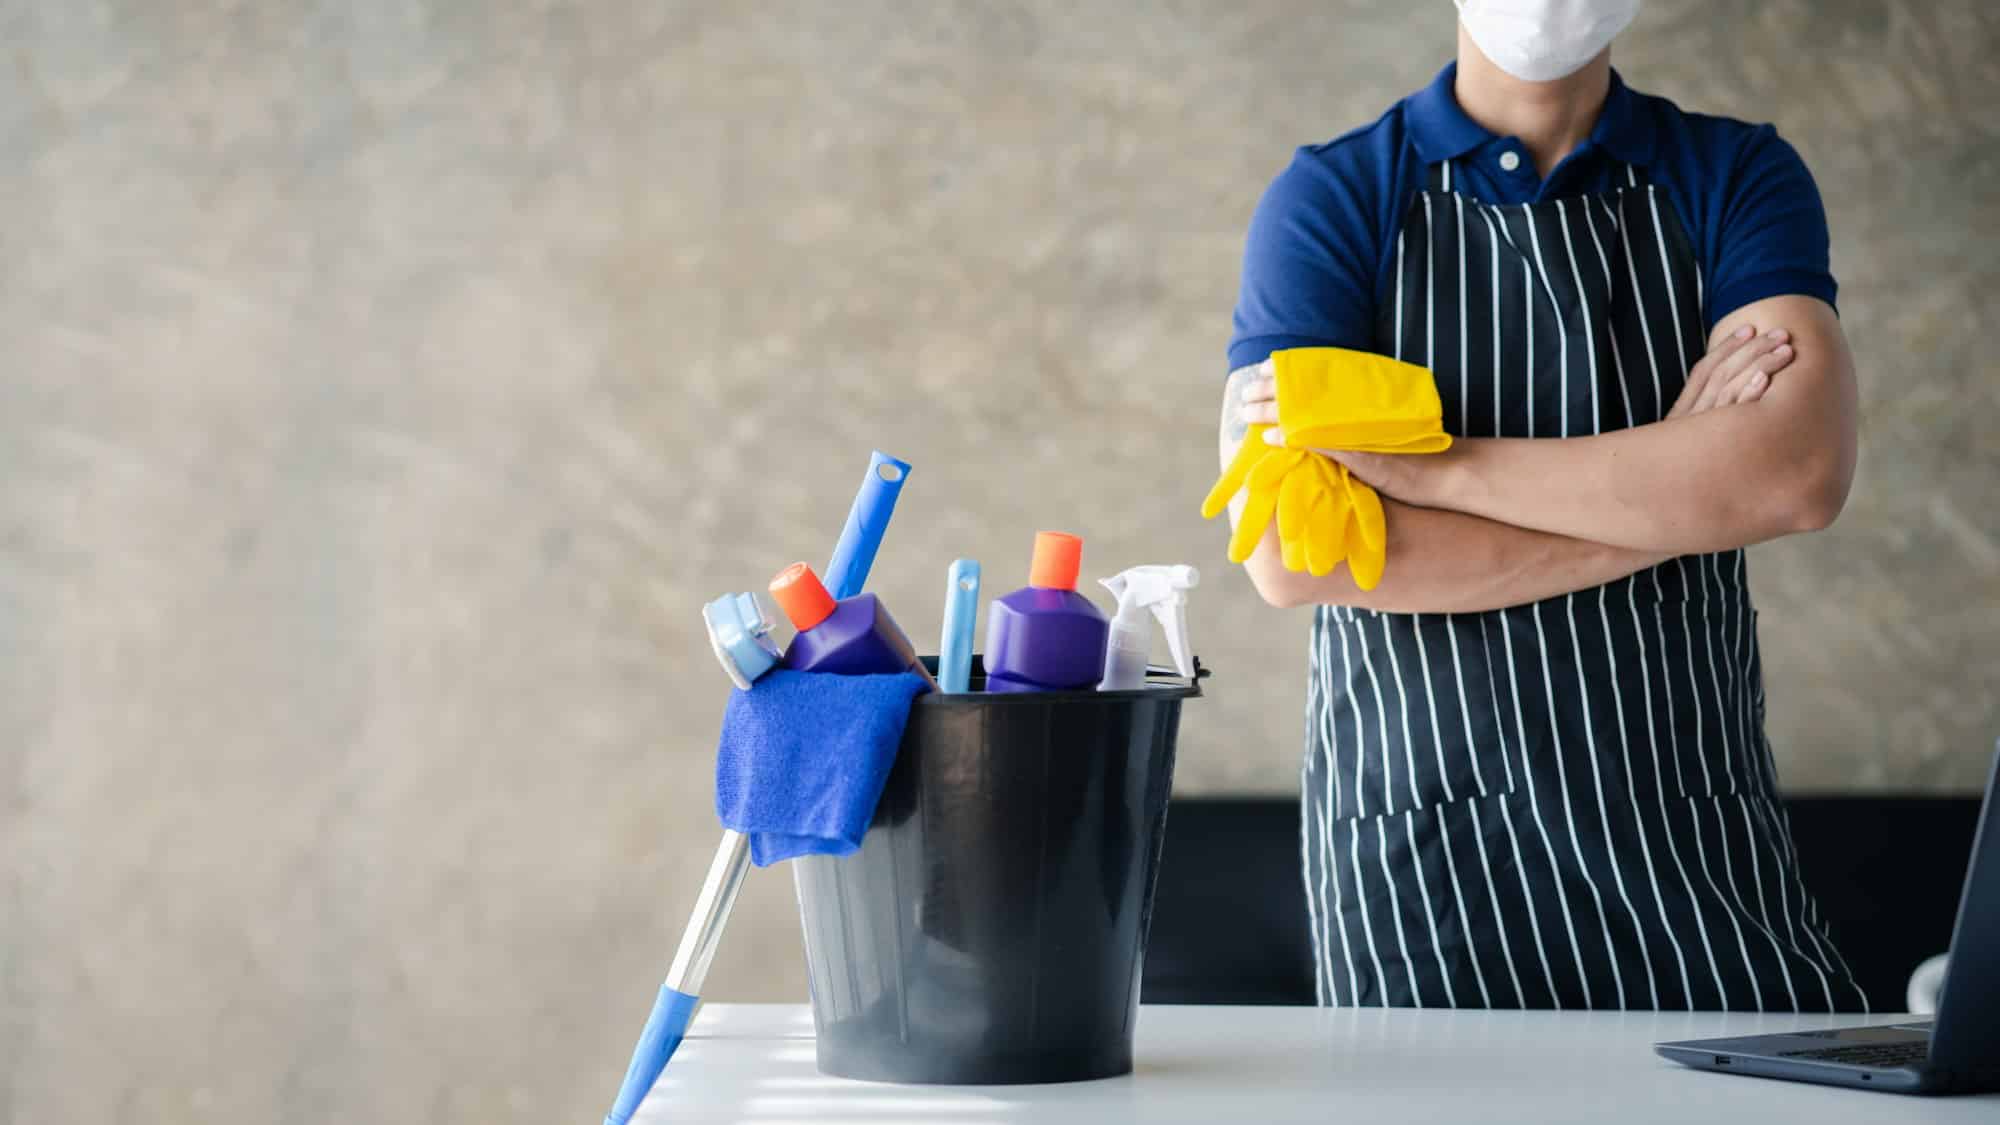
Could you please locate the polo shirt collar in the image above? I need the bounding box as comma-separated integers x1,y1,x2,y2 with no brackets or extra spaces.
1407,62,1656,168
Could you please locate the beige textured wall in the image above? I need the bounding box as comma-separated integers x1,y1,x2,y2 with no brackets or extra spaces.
5,2,1997,1121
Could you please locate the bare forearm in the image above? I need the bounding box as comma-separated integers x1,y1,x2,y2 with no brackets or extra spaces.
1414,298,1858,554
1436,405,1835,552
1234,492,1666,614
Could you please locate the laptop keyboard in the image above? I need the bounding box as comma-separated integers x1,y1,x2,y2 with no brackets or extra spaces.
1778,1041,1929,1069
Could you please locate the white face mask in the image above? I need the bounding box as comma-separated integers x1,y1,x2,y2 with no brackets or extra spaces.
1455,0,1640,82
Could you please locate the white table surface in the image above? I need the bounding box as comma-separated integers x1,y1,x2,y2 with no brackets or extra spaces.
636,1003,1999,1124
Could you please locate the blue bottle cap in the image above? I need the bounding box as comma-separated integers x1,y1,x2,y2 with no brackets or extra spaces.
702,592,781,690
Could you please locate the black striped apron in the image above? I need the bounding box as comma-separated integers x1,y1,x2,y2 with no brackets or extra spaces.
1299,161,1868,1011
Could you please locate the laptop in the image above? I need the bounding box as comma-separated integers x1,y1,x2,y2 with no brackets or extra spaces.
1656,746,2000,1095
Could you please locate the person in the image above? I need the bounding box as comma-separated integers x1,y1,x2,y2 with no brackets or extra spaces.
1218,0,1863,1010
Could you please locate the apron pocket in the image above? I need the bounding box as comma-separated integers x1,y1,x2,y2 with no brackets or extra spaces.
1312,608,1521,821
1628,599,1764,799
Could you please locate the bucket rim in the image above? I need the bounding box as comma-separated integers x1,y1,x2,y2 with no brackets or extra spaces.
911,655,1206,706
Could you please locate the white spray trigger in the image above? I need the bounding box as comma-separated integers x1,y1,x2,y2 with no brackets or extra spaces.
1155,568,1197,677
1097,565,1199,688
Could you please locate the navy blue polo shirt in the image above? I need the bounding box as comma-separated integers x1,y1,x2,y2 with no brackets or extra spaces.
1228,63,1836,372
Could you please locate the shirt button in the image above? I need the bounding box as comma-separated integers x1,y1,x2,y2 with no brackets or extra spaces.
1498,150,1522,172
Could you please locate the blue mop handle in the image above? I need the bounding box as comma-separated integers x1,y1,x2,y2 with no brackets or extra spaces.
604,983,701,1125
939,559,979,693
823,451,911,600
604,828,751,1123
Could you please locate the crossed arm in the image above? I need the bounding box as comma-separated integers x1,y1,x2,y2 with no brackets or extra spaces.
1223,295,1859,613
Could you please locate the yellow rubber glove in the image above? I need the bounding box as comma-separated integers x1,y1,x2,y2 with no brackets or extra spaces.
1301,456,1351,578
1204,424,1349,573
1273,347,1454,455
1276,460,1310,574
1202,423,1273,521
1271,457,1383,585
1273,347,1444,590
1204,423,1292,563
1340,462,1386,556
1204,348,1447,587
1279,454,1349,577
1336,462,1388,590
1231,444,1309,564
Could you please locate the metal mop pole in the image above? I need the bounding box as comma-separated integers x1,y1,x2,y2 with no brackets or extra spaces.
665,829,753,1001
603,831,752,1125
608,450,912,1124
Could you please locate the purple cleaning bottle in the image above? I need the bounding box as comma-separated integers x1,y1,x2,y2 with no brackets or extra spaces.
984,531,1109,693
770,562,936,686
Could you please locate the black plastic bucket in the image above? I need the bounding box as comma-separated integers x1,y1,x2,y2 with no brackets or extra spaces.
794,656,1202,1085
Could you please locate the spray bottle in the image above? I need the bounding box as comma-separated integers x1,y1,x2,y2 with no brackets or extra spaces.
1097,565,1199,691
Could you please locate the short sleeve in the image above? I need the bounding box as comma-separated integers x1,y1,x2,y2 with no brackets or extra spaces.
1705,125,1837,329
1227,149,1383,372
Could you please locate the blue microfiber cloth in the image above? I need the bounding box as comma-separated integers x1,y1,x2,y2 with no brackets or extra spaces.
715,668,930,866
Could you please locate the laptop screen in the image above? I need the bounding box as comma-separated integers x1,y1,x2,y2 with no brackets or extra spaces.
1930,745,2000,1073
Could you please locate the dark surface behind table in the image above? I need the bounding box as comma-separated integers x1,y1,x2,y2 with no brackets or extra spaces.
1142,795,1983,1013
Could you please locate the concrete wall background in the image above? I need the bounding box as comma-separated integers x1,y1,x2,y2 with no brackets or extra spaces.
4,1,1996,1121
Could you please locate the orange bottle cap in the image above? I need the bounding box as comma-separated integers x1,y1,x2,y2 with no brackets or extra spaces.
769,562,838,631
1028,531,1083,591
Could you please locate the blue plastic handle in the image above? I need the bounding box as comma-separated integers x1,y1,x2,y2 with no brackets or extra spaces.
824,451,911,600
939,559,980,693
604,984,701,1125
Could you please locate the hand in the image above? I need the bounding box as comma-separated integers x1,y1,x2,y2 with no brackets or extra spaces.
1669,324,1794,418
1233,359,1278,432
